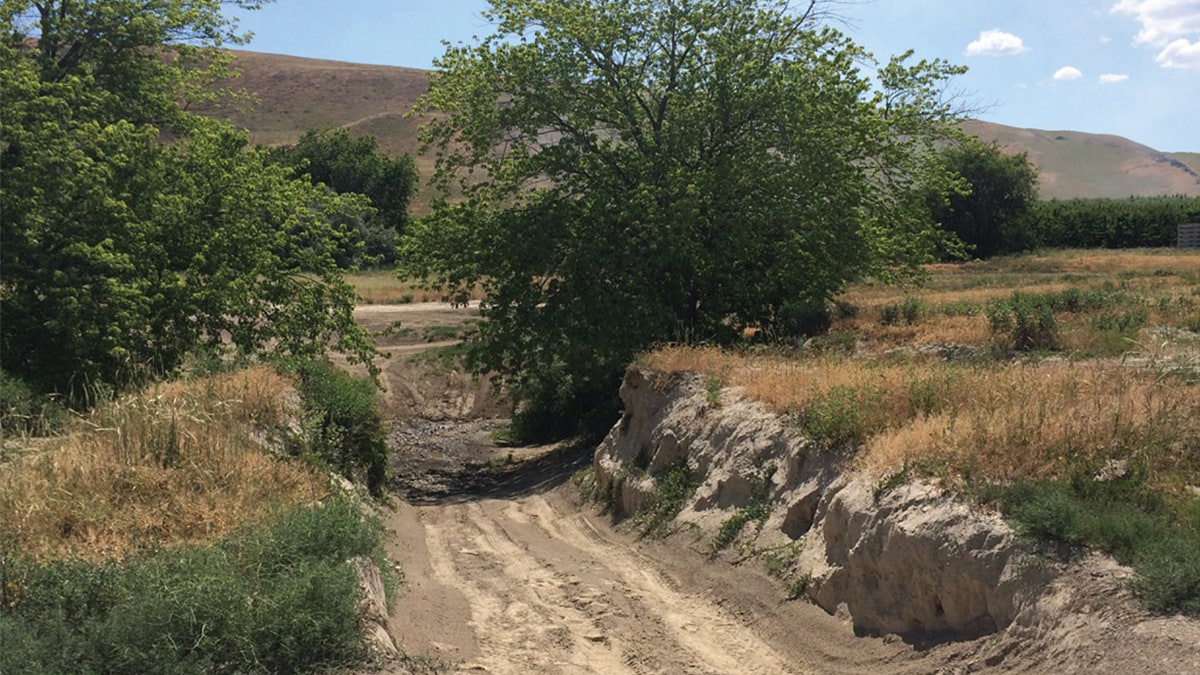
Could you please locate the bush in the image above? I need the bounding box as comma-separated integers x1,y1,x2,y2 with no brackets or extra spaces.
0,499,390,674
1031,196,1200,249
0,370,62,437
797,384,886,450
293,360,390,497
988,293,1059,350
638,461,698,538
990,477,1200,614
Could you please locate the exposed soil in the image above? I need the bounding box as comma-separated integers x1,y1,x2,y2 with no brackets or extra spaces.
354,302,1200,674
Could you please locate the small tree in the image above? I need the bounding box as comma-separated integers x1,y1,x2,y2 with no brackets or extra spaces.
931,139,1040,258
403,0,967,437
267,129,418,266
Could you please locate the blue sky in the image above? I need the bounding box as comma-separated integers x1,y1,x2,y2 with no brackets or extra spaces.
235,1,1200,151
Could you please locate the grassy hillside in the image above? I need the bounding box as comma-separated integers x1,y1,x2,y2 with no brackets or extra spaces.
211,50,1200,206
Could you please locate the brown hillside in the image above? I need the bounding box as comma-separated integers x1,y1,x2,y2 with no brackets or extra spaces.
962,119,1200,199
211,50,1200,205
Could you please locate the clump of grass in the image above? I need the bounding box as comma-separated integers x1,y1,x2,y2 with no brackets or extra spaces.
987,292,1059,351
0,366,328,561
0,497,392,673
880,296,923,326
638,461,698,538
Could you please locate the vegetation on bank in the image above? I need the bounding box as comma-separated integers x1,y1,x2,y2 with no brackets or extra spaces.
0,363,395,673
640,249,1200,614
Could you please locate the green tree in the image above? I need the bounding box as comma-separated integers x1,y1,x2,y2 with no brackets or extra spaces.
0,1,378,399
402,0,967,437
266,128,418,266
931,139,1040,258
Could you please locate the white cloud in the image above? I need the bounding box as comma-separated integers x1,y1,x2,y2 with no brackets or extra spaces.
1155,37,1200,67
1112,0,1200,46
1100,72,1131,82
966,29,1028,56
1100,34,1114,43
1053,66,1084,80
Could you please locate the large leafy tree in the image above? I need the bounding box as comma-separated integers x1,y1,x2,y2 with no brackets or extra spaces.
402,0,967,434
0,1,378,398
266,128,418,266
932,139,1040,258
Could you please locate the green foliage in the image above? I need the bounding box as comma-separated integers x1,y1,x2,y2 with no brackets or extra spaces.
987,292,1059,350
639,461,699,538
988,477,1200,614
402,0,968,436
710,463,776,555
1031,196,1200,249
0,499,392,674
293,360,390,497
797,384,886,450
0,370,63,437
266,128,418,266
0,2,378,402
880,296,924,325
931,139,1040,258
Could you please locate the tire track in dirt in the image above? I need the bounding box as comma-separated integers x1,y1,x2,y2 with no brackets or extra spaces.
417,494,804,674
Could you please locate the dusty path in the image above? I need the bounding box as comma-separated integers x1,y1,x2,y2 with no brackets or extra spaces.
377,481,949,675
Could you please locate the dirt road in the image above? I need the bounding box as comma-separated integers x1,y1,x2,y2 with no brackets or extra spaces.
380,485,951,675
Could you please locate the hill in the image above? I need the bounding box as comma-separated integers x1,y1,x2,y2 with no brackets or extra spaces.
962,120,1200,199
212,50,1200,204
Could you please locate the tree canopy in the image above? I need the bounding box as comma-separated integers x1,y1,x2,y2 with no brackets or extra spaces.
402,0,968,435
931,139,1040,259
266,128,418,266
1,1,378,399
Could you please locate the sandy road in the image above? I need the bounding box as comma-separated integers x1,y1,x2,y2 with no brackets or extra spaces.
377,485,938,675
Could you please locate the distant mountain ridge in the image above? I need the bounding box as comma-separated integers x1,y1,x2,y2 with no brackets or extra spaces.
213,50,1200,204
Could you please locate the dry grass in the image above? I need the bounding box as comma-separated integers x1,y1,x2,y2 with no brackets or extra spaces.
641,249,1200,491
0,366,329,561
643,347,1199,489
348,270,485,304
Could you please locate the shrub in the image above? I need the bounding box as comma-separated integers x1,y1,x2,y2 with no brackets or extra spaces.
0,499,390,674
797,384,886,450
880,296,923,326
989,477,1200,614
0,370,62,437
293,360,389,497
988,293,1059,350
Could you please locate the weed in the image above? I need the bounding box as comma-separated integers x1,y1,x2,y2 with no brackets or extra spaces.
703,373,723,407
760,542,803,578
988,292,1059,350
292,360,390,498
797,384,885,451
880,296,923,326
710,465,776,555
988,477,1200,614
638,461,698,538
785,573,811,600
571,467,598,502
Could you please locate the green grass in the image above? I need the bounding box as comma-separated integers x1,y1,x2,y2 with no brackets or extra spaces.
0,498,393,674
986,475,1200,614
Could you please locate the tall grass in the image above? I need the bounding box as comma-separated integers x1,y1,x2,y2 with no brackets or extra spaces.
0,366,328,561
